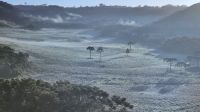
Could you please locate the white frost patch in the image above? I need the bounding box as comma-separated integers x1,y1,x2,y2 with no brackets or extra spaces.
0,28,200,112
68,13,82,18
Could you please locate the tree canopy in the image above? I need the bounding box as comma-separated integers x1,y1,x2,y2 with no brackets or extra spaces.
0,78,133,112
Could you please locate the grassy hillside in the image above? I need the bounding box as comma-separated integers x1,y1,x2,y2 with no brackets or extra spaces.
0,44,133,112
136,3,200,43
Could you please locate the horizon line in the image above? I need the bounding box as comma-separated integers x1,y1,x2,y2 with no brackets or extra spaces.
12,3,190,8
3,1,198,8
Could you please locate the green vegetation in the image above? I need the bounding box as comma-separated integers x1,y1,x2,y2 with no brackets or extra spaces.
0,78,133,112
0,44,29,78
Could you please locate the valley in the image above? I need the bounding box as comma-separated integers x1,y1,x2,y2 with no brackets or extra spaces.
0,28,200,111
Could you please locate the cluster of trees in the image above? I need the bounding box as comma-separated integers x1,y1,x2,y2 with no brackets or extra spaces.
163,58,178,72
86,41,135,60
163,51,200,72
163,57,190,72
0,78,133,112
0,45,29,78
87,46,104,61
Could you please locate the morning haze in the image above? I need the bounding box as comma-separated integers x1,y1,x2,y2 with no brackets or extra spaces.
0,0,200,112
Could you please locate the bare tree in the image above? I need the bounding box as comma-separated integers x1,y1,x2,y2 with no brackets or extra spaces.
163,58,177,72
97,47,104,62
86,46,95,59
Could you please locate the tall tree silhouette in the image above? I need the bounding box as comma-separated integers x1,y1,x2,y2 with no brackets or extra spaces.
128,41,134,51
97,47,104,62
126,48,130,56
163,58,177,72
86,46,95,59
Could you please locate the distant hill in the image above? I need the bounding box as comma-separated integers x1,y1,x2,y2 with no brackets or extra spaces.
0,1,30,26
16,4,186,28
65,5,186,26
131,3,200,54
0,2,187,30
64,5,186,39
137,3,200,43
0,1,17,20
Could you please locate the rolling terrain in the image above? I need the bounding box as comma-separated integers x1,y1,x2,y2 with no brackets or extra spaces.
0,28,200,111
1,1,200,112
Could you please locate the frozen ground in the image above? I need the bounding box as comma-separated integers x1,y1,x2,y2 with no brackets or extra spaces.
0,28,200,112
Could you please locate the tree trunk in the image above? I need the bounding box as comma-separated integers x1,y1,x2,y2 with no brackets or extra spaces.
99,52,102,62
89,51,91,59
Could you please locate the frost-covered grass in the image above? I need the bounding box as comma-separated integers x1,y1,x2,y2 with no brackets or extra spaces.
0,28,200,111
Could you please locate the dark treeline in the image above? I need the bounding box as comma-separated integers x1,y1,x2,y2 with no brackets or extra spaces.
0,45,29,78
0,78,133,112
0,1,186,29
0,1,30,26
16,4,186,17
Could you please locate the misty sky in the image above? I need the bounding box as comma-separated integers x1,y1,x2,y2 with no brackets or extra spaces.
3,0,200,7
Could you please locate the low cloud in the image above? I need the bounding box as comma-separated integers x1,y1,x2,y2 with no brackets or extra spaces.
24,13,82,23
118,19,139,26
